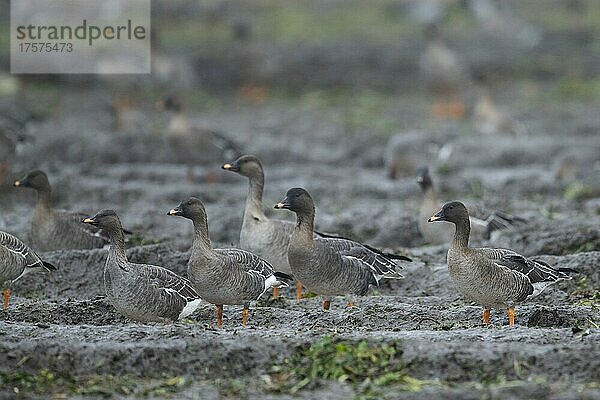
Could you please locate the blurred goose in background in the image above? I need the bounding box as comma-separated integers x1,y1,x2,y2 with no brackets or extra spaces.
275,188,411,310
155,96,242,183
428,201,575,325
420,23,467,119
471,75,525,137
385,129,455,179
416,166,524,245
0,230,56,309
467,0,542,49
0,130,15,185
222,154,305,299
168,197,290,327
0,100,39,185
14,170,109,251
83,210,201,323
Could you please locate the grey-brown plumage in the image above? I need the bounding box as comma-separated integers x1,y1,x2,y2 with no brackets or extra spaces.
0,230,56,309
14,170,109,251
416,166,524,244
420,23,467,119
222,155,295,276
83,210,201,323
274,188,411,309
428,201,573,325
168,197,289,327
155,96,241,182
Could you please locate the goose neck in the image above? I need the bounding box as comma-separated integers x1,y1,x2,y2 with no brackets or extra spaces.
191,215,213,254
452,217,471,250
244,174,266,218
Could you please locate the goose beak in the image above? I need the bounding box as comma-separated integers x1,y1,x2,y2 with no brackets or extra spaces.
274,198,292,210
13,177,28,187
167,207,182,216
222,162,239,172
82,217,97,225
428,210,445,223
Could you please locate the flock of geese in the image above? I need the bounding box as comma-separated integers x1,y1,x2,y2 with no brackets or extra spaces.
1,154,575,328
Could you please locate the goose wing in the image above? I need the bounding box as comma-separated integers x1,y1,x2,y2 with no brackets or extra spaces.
137,264,200,302
480,248,571,284
0,230,55,270
316,237,404,279
214,248,276,279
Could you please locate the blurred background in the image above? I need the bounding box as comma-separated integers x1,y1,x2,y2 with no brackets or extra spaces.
0,0,599,251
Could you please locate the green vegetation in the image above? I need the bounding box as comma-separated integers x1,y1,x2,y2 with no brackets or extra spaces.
572,276,600,308
254,3,416,45
0,370,187,397
564,183,595,201
553,78,600,101
266,336,425,397
126,233,165,247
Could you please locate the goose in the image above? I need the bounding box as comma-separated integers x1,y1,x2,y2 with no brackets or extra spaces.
0,106,36,186
0,130,15,185
14,170,109,251
0,230,56,309
416,166,524,244
420,23,467,119
167,197,290,327
428,201,575,325
155,96,242,183
82,210,201,323
222,154,304,299
274,188,411,310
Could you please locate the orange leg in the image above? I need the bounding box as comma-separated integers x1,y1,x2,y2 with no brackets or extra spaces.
241,305,249,326
447,98,465,119
272,287,280,299
3,288,9,310
507,307,515,326
483,308,491,325
322,299,331,311
295,281,303,300
216,304,223,328
431,98,465,119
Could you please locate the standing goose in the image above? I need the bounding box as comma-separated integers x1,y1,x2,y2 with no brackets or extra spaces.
14,170,109,251
416,166,524,244
167,197,290,328
222,154,303,299
274,188,411,310
428,201,574,325
82,210,201,323
155,96,242,183
420,23,467,119
0,230,56,309
0,130,15,185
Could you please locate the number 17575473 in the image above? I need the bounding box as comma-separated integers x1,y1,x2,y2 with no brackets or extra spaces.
18,42,73,52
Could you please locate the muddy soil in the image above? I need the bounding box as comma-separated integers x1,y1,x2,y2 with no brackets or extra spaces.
0,83,598,399
1,2,600,394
